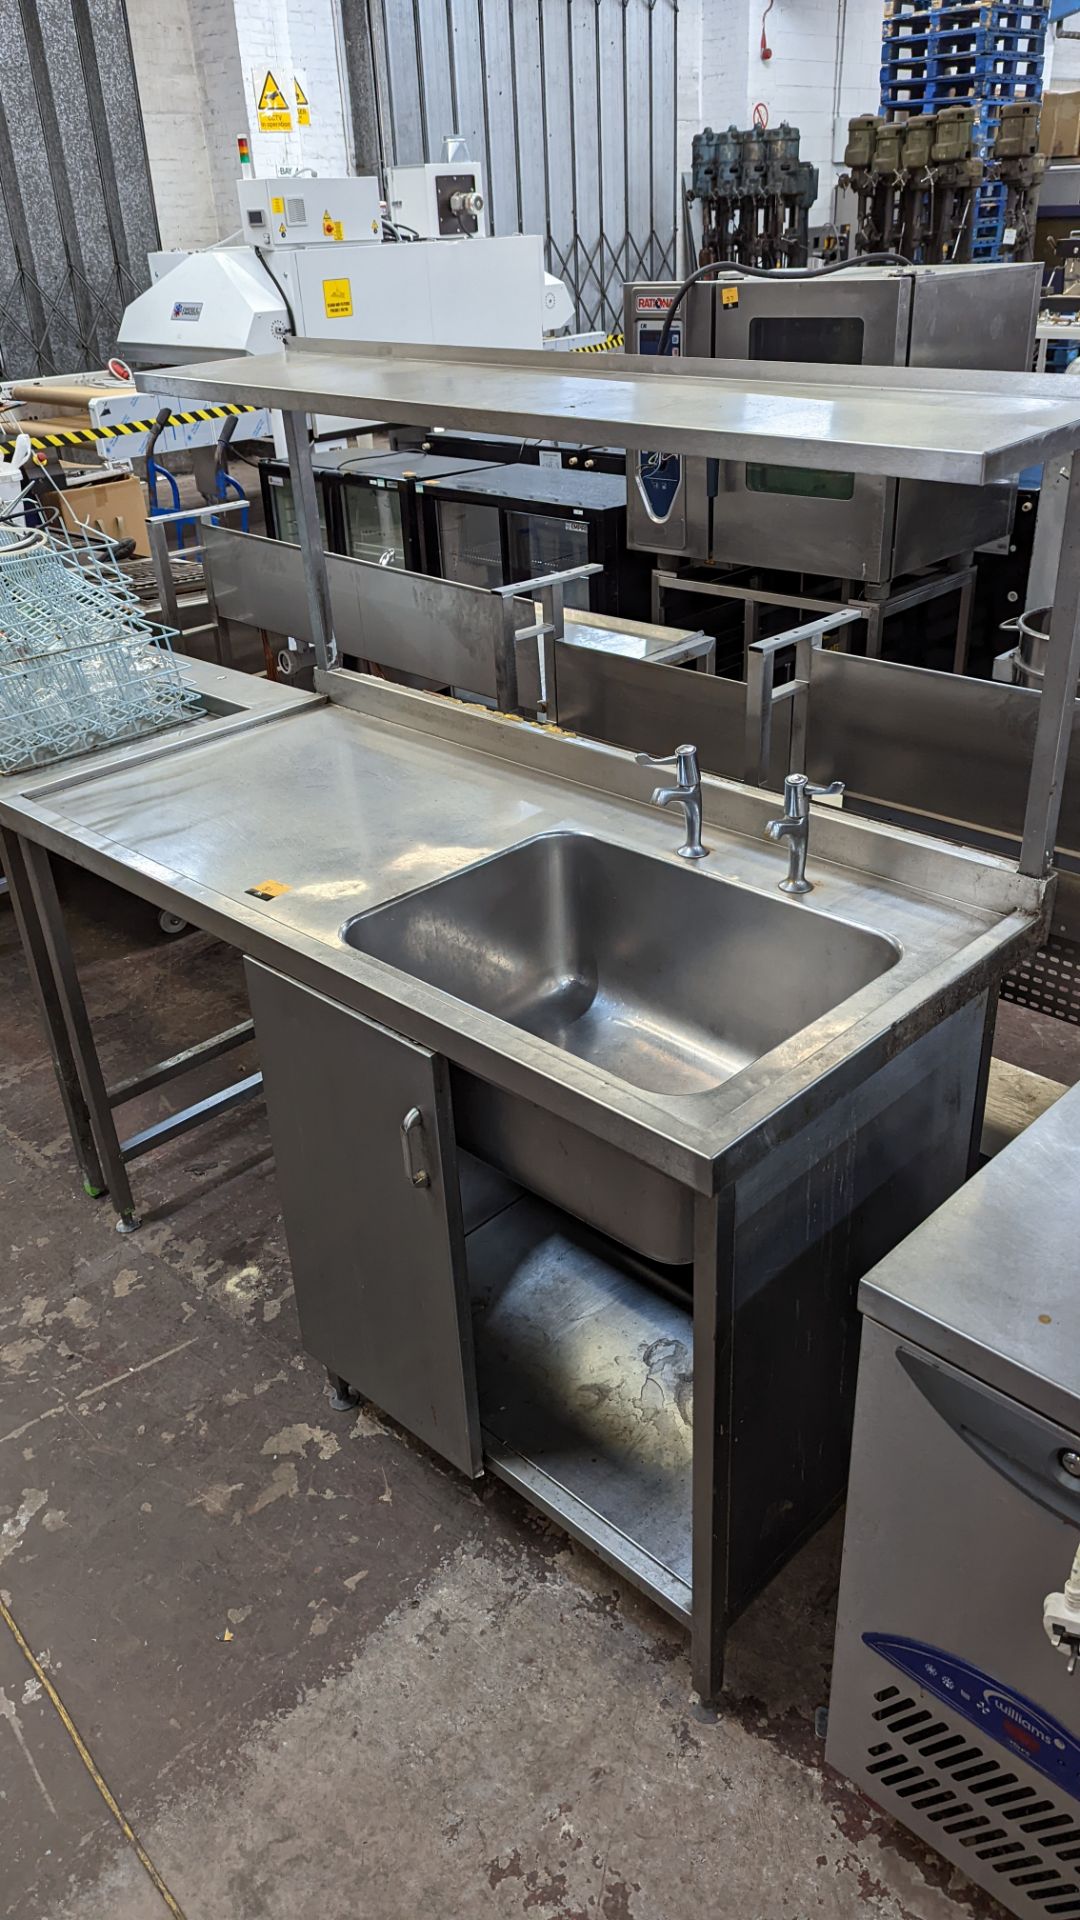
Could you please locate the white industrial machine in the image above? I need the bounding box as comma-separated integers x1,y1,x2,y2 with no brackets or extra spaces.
385,162,488,238
118,162,573,367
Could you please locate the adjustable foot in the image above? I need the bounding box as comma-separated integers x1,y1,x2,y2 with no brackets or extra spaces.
115,1212,141,1235
327,1369,361,1412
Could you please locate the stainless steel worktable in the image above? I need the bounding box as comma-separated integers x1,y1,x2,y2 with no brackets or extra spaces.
0,673,1040,1193
137,338,1080,484
0,662,1052,1705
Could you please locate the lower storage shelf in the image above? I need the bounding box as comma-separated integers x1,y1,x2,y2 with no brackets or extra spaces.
467,1191,693,1621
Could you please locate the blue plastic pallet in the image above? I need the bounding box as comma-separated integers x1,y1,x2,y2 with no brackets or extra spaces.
881,31,934,58
930,47,1044,75
882,15,935,38
881,77,937,105
883,14,935,38
931,0,1047,24
880,57,932,85
880,45,933,70
925,65,1043,100
932,24,1045,52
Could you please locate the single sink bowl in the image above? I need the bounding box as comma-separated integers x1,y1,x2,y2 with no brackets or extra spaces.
343,831,899,1099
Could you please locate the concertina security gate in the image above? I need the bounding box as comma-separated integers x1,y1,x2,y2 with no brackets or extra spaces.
341,0,679,335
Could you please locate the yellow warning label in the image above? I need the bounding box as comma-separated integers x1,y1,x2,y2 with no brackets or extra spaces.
255,69,292,132
323,277,353,319
322,211,344,241
721,286,739,307
295,75,311,127
270,195,285,214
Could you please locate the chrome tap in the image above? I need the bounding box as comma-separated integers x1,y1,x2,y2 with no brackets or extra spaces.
636,744,707,861
765,773,844,894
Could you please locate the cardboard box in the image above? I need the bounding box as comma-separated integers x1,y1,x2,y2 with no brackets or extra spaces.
43,472,150,558
1040,91,1080,160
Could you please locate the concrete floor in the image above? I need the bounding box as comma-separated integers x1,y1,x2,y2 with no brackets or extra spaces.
1,867,1075,1920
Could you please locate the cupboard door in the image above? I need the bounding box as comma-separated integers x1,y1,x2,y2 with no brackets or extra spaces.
246,960,480,1476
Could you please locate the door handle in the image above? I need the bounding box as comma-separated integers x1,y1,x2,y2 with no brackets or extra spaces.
901,1347,1080,1527
400,1106,431,1189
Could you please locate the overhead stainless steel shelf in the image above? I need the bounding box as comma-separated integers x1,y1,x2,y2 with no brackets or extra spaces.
137,337,1080,483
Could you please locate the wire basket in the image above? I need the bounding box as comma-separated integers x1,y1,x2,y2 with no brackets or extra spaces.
0,514,201,775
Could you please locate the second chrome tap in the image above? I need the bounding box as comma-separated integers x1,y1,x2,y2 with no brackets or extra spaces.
765,772,844,894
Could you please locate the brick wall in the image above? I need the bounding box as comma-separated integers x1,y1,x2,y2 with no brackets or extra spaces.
185,0,251,238
126,0,218,247
678,0,885,227
128,0,354,251
287,0,353,175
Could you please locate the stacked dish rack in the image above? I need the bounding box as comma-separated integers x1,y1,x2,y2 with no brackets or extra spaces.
0,516,201,776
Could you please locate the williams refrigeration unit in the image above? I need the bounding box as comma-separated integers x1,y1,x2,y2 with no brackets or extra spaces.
827,1081,1080,1919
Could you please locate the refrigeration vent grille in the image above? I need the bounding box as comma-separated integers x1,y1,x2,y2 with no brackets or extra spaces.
866,1685,1080,1914
1001,935,1080,1026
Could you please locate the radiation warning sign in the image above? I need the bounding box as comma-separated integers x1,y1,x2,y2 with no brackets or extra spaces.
294,74,311,127
254,69,292,132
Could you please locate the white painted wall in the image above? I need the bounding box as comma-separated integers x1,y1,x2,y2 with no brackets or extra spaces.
126,0,218,247
1046,24,1080,87
187,0,251,240
677,0,893,227
128,0,353,249
287,0,353,175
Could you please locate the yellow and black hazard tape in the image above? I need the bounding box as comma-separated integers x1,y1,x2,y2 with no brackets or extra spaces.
572,331,624,353
0,401,259,459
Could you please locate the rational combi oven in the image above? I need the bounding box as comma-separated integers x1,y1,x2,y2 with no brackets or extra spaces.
623,262,1041,583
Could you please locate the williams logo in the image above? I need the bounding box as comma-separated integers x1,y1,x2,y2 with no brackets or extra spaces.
171,300,203,321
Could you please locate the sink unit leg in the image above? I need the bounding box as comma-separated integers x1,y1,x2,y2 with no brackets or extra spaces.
690,1189,736,1708
18,837,139,1226
326,1369,361,1412
1,828,107,1202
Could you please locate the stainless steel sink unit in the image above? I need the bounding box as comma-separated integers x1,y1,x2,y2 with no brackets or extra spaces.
342,830,898,1099
4,338,1080,1706
343,828,900,1270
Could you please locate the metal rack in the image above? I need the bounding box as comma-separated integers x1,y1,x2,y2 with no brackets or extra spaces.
134,335,1080,885
0,517,199,774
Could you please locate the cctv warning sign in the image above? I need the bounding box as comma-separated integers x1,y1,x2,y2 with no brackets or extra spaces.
254,69,292,132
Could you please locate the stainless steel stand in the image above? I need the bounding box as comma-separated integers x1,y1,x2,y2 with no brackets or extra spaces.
652,556,978,675
2,827,261,1229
